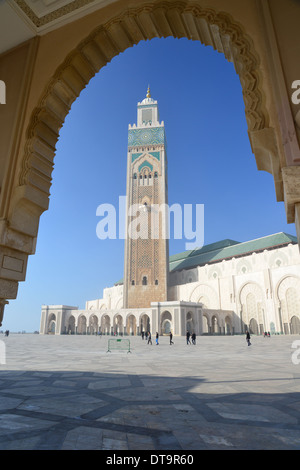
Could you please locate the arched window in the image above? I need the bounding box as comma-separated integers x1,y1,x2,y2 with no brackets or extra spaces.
155,279,158,285
133,173,137,179
131,280,135,285
154,172,158,178
142,276,148,285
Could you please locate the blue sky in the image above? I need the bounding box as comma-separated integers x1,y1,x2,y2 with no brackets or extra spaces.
3,37,296,332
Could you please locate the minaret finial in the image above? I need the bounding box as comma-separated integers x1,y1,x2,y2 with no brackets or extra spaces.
146,85,151,98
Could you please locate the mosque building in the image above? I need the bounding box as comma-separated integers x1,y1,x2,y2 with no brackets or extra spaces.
40,90,300,337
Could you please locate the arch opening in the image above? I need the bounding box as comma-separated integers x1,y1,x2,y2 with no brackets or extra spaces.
5,1,296,332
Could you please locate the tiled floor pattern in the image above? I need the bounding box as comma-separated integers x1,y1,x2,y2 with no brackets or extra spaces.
0,334,299,450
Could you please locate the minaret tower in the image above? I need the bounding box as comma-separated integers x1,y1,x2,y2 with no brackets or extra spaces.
124,87,169,309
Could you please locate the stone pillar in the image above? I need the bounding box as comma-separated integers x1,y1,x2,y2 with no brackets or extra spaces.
278,303,284,334
282,167,300,249
0,299,8,327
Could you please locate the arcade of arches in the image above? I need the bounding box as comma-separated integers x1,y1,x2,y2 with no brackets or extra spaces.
41,268,300,336
1,0,300,328
40,233,300,336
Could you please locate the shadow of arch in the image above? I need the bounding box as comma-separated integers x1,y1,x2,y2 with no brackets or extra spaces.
11,2,272,236
0,365,299,450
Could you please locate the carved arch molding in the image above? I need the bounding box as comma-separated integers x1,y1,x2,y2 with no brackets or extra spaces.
11,0,269,234
2,0,291,326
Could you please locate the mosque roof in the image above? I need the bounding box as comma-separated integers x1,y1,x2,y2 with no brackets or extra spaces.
169,232,297,272
114,232,297,285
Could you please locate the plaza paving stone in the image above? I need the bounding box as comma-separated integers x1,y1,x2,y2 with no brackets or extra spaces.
0,333,299,450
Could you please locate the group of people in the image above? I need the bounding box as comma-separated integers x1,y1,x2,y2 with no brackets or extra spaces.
246,330,272,346
142,329,271,348
142,331,171,345
141,331,153,344
142,330,198,346
186,331,196,345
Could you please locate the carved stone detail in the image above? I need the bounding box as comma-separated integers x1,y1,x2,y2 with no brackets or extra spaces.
3,0,295,316
18,1,269,201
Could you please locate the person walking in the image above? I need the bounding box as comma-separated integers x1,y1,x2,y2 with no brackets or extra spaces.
147,332,152,345
186,331,191,345
192,332,196,345
169,332,174,345
246,330,251,346
156,332,159,345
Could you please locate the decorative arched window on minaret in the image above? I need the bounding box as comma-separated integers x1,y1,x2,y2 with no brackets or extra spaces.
124,87,169,309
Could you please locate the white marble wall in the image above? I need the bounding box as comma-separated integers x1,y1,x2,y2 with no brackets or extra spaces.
40,243,300,335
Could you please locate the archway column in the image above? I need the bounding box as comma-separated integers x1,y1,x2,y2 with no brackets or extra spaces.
0,299,9,327
282,167,300,245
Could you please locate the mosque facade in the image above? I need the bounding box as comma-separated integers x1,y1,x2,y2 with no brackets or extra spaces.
40,91,300,337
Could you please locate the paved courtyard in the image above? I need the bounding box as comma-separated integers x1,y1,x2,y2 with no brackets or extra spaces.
0,333,300,450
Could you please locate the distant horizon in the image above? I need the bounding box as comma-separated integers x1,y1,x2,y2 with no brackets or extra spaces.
3,37,297,332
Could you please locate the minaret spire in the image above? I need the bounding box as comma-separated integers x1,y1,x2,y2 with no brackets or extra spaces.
146,85,151,98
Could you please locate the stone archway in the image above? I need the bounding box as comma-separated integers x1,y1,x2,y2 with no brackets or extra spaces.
202,314,209,334
77,315,87,334
67,315,76,334
249,318,259,335
225,315,232,335
211,315,220,334
140,313,151,335
10,4,271,240
89,314,99,335
101,314,111,335
291,316,300,335
2,0,299,327
239,282,264,333
277,276,300,334
161,311,173,335
47,313,56,334
186,311,195,334
190,284,219,308
114,314,124,335
126,314,137,335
